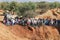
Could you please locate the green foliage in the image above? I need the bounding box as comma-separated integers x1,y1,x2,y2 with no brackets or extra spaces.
0,1,60,17
23,10,37,18
37,2,47,9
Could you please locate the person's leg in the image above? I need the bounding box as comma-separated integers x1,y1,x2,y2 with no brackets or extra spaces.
6,20,10,26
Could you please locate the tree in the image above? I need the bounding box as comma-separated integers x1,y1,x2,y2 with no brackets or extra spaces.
17,2,36,16
9,1,18,12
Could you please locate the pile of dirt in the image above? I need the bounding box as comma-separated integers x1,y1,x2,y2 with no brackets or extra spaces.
35,9,60,20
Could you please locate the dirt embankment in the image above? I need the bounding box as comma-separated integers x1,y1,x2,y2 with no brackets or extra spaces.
0,22,60,40
35,8,60,20
0,23,29,40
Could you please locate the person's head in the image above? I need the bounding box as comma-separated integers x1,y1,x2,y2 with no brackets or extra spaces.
6,10,9,13
53,19,56,20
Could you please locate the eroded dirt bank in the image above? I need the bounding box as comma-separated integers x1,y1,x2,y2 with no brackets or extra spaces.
0,22,60,40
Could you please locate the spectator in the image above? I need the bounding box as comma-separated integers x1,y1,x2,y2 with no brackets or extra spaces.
11,18,15,25
27,18,31,26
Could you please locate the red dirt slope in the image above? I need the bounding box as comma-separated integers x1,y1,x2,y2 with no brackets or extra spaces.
0,23,28,40
0,22,60,40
